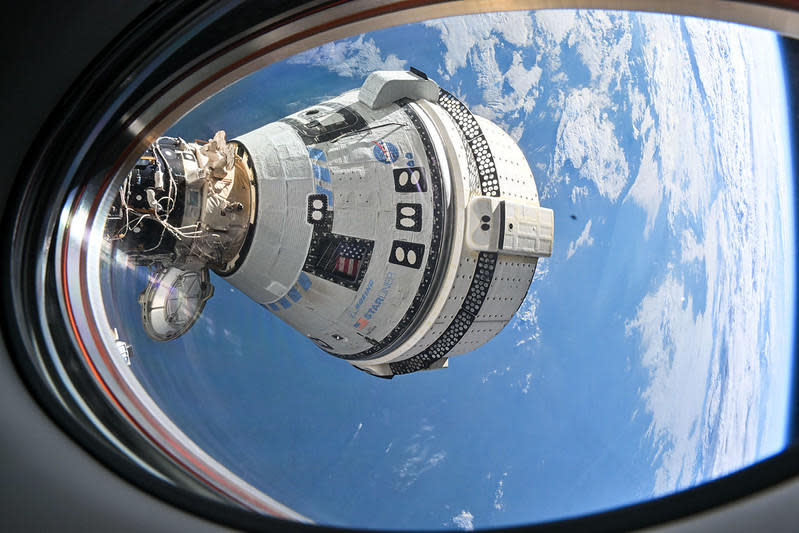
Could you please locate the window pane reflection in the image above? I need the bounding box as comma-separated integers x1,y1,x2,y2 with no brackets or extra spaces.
99,10,795,530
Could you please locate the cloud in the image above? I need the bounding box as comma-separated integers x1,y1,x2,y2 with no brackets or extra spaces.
625,275,713,493
554,88,629,201
493,473,508,510
507,56,543,99
510,292,540,346
493,481,504,510
451,510,475,531
396,450,446,491
566,220,594,259
424,13,541,138
521,373,533,395
623,15,715,232
534,10,576,45
423,12,533,78
623,124,661,237
482,367,512,384
287,35,406,77
462,48,543,125
567,11,633,92
679,229,704,264
570,185,589,204
345,422,364,446
541,12,640,202
394,423,447,491
622,73,660,238
623,15,792,496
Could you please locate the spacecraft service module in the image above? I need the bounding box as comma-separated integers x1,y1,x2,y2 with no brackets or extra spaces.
106,69,554,378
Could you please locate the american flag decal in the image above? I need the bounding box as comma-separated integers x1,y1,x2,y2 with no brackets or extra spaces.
333,242,366,278
354,318,369,329
305,232,374,291
335,256,359,276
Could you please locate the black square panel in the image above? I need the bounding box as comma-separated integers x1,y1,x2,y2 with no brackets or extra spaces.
395,203,422,232
389,240,425,269
393,167,427,192
307,193,328,225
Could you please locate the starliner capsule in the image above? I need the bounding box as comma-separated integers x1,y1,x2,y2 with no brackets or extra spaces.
105,69,554,378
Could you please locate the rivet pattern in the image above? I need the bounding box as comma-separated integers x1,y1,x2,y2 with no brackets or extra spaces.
438,90,501,197
390,252,498,374
339,102,446,361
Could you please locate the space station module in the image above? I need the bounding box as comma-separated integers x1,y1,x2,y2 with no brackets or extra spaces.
106,69,554,378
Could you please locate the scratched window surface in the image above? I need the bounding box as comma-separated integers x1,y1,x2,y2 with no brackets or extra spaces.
95,10,796,530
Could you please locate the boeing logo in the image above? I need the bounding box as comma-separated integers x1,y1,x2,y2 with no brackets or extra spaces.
354,272,394,329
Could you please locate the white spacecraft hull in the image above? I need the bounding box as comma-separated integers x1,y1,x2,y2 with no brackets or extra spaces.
223,71,553,377
108,70,553,377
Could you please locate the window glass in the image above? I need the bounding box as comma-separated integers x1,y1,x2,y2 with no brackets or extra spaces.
82,9,796,530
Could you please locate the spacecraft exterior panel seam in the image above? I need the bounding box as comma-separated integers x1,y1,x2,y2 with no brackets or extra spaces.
355,99,468,365
381,102,495,362
106,70,552,377
227,123,315,303
388,102,544,370
365,91,496,367
390,251,500,374
389,91,506,374
333,100,449,360
260,94,445,357
394,254,479,359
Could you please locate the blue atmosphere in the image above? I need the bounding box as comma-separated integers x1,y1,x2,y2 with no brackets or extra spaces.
107,10,795,530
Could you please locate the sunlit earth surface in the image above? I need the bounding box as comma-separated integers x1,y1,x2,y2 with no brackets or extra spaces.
102,10,795,530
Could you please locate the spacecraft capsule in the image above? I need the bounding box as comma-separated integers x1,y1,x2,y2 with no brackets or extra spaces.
106,70,554,378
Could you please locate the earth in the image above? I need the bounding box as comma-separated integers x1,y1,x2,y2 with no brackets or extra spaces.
108,9,795,530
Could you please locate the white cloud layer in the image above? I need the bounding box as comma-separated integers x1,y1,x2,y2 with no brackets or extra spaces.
570,185,589,204
554,88,629,201
287,35,406,77
493,472,508,510
424,12,533,78
569,12,633,92
625,16,792,495
534,10,576,45
566,220,595,259
425,10,637,158
622,15,715,231
394,422,447,491
510,292,541,347
452,510,475,531
424,13,542,137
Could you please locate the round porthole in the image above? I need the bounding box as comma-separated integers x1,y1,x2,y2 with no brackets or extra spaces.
4,1,799,531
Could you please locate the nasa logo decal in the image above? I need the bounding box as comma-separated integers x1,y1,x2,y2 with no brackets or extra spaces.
372,140,399,164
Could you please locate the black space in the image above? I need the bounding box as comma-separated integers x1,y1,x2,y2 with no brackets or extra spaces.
779,35,799,443
783,36,799,183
